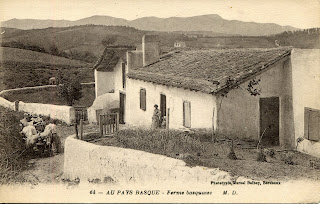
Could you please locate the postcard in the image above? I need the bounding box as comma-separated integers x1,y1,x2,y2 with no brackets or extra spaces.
0,0,319,203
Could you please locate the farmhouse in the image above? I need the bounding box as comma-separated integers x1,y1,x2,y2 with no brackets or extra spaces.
91,35,320,154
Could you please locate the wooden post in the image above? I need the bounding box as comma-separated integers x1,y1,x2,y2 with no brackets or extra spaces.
99,114,103,137
116,113,119,132
166,108,170,131
80,119,83,140
212,107,215,142
74,123,78,139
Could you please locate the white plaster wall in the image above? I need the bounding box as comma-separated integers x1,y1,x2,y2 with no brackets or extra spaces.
218,60,294,146
19,102,75,124
126,78,216,129
63,135,231,184
94,70,115,98
297,139,320,158
291,49,320,156
0,97,15,110
113,60,125,93
291,49,320,138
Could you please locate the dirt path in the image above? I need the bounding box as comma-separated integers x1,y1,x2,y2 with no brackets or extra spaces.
17,123,101,185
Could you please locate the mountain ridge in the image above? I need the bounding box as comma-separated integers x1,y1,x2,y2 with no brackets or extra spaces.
1,14,298,36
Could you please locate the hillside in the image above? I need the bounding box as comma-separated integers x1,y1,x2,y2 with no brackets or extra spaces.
0,47,89,67
1,14,298,36
0,26,150,57
0,47,93,90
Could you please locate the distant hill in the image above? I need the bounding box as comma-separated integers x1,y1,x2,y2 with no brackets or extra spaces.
1,14,298,36
0,25,188,57
269,28,320,49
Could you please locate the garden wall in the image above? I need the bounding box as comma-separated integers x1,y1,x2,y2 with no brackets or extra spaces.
63,135,231,184
18,102,75,124
0,97,15,110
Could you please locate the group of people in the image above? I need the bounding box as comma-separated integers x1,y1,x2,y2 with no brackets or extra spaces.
152,104,166,129
20,113,61,155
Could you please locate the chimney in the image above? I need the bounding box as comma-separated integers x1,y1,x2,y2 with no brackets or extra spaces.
126,50,143,70
142,35,160,66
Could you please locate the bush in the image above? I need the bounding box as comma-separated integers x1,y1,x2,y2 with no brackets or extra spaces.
0,107,28,184
257,149,267,162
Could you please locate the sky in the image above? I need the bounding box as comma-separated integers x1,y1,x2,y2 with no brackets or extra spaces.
0,0,319,29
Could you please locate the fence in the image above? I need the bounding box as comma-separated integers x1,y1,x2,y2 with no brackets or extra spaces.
99,113,119,136
74,106,88,124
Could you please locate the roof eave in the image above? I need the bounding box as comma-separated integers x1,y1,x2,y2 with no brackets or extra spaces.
213,50,291,95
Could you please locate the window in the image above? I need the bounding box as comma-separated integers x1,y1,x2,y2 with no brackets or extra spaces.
183,101,191,128
140,88,146,111
304,107,320,141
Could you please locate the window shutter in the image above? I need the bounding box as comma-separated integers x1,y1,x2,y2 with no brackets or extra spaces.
308,109,320,141
183,101,191,128
140,88,146,111
122,63,126,89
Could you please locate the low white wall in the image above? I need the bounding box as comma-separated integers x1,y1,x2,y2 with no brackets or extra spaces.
64,136,231,184
19,101,75,124
0,97,15,110
297,139,320,158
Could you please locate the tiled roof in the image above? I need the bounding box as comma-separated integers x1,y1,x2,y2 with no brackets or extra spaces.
128,47,292,94
93,46,135,71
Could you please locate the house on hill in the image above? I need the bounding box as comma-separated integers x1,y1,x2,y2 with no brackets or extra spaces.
174,41,187,48
92,35,320,155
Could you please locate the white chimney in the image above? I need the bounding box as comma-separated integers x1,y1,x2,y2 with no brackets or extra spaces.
142,35,160,66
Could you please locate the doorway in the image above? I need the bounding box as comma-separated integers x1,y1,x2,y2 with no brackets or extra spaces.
260,97,279,146
119,93,125,124
160,94,166,123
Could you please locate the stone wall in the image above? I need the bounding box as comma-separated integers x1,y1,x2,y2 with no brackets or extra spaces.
63,135,231,185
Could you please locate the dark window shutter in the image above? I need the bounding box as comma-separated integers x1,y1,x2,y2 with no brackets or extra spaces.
308,109,320,141
183,101,191,128
122,63,126,89
140,88,146,111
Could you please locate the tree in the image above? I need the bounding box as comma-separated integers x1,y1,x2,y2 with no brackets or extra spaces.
56,72,83,106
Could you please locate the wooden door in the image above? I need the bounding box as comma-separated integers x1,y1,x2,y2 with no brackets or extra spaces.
119,93,125,124
260,97,279,146
160,94,166,121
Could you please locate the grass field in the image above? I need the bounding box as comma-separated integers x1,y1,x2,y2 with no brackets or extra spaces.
1,86,96,107
0,47,89,67
0,47,94,90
